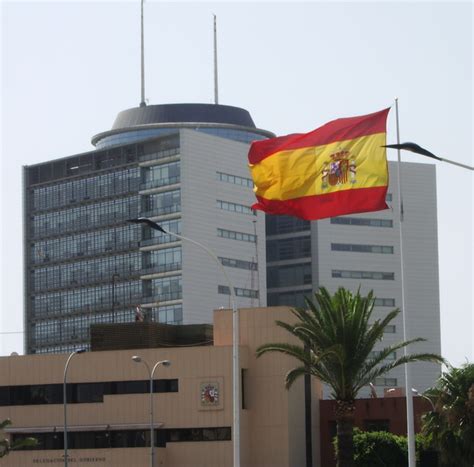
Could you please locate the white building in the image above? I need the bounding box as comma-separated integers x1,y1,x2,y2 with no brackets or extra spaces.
266,161,442,395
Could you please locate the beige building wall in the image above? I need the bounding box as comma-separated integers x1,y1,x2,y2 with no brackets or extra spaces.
0,307,322,467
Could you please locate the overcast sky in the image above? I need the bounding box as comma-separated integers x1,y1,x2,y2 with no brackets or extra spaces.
1,1,472,366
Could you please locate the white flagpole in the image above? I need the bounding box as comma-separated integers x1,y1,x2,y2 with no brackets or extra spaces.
395,98,416,467
140,0,146,107
213,14,219,105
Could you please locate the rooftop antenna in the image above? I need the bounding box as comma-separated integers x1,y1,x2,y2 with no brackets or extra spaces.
213,14,219,105
140,0,146,107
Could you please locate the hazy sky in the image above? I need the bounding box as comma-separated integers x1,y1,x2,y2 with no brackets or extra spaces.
1,1,472,366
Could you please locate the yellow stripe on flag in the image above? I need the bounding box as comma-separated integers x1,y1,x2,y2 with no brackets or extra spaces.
250,132,387,201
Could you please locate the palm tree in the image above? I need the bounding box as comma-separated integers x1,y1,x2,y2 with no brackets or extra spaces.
256,286,444,467
0,419,37,457
422,363,474,466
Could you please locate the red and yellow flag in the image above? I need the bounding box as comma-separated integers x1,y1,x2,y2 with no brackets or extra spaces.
248,108,390,221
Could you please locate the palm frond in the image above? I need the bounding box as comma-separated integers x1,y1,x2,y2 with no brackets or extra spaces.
356,352,444,392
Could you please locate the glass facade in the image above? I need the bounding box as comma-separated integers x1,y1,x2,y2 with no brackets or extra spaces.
266,236,311,262
267,263,312,288
26,113,270,354
95,125,268,149
26,136,184,354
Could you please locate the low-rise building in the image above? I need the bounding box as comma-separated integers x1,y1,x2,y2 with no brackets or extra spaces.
0,307,322,467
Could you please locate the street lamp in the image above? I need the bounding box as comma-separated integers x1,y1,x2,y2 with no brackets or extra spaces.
384,131,472,467
127,217,242,467
132,356,171,467
63,348,86,467
412,388,435,411
111,273,120,324
386,387,436,412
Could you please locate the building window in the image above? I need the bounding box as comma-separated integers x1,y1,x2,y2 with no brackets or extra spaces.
216,171,253,188
216,200,256,216
266,215,310,235
141,161,181,190
374,298,396,307
373,377,398,387
218,285,258,299
364,419,390,432
153,304,183,325
147,276,182,302
383,325,396,333
267,263,312,288
267,289,312,308
267,236,311,261
142,190,181,217
331,243,394,254
332,270,395,280
166,427,231,443
142,247,182,274
0,379,178,406
219,257,257,271
217,228,256,243
330,217,393,228
12,426,230,450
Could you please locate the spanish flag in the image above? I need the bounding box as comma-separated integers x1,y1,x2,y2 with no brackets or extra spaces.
248,108,390,221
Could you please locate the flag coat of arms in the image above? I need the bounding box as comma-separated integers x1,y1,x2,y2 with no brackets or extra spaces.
248,108,390,221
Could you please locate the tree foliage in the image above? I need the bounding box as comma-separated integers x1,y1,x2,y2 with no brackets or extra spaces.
335,429,433,467
256,286,444,467
0,419,37,458
422,363,474,466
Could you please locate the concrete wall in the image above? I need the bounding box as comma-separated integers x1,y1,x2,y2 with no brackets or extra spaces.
180,130,266,325
315,162,441,396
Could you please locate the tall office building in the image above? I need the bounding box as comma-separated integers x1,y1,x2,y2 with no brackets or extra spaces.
266,161,442,394
24,103,273,354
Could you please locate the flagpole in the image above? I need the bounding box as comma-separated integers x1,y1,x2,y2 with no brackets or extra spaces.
139,0,146,107
395,98,416,467
213,14,219,105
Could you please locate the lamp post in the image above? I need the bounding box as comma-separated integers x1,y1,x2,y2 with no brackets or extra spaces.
111,273,120,323
412,388,435,411
127,217,242,467
132,356,171,467
63,348,86,467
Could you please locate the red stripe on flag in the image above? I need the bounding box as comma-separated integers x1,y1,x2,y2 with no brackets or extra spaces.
249,108,390,164
252,186,389,221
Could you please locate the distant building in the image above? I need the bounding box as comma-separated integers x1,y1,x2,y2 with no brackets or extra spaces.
23,104,272,354
266,162,442,395
0,307,322,467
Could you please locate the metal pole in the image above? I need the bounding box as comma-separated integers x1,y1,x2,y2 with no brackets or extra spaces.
213,14,219,105
132,357,170,467
394,98,416,467
140,0,146,107
158,228,240,467
63,349,84,467
111,274,119,324
412,388,436,411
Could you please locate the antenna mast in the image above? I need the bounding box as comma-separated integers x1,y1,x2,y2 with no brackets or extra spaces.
140,0,146,107
213,14,219,105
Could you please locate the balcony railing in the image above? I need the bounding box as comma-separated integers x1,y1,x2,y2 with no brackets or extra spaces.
139,234,180,248
141,291,182,304
139,147,180,162
31,211,140,240
140,204,181,218
31,294,144,320
140,262,182,276
139,175,180,191
32,241,140,266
